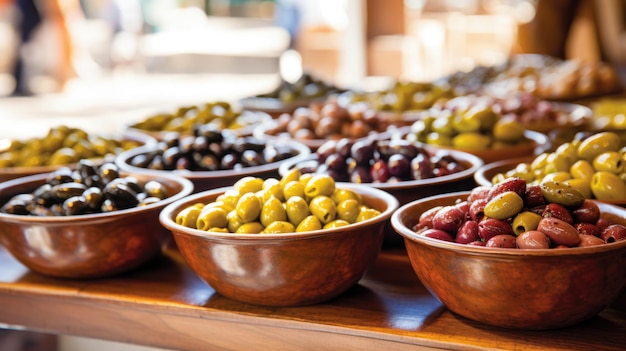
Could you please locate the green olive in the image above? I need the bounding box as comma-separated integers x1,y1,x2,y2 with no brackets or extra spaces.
484,191,524,220
464,105,497,130
261,178,283,202
452,132,491,149
285,196,310,227
227,210,244,232
431,115,455,135
323,219,351,229
540,180,586,207
331,188,361,205
216,189,241,212
234,176,264,194
426,132,453,146
309,195,337,224
260,196,287,227
295,215,322,232
175,203,204,228
283,180,305,200
511,211,543,236
235,192,261,223
49,148,78,165
563,178,593,199
356,207,381,222
541,171,572,183
196,207,228,231
593,151,624,174
279,167,301,188
577,131,621,161
236,222,264,234
304,174,335,198
545,153,572,173
591,171,626,201
493,118,525,142
570,160,595,180
336,199,361,223
452,113,481,133
262,221,295,234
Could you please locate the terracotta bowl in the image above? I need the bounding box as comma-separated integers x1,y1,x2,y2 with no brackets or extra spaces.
391,191,626,330
159,183,399,307
420,130,550,165
115,140,311,193
278,148,483,247
0,129,156,183
0,172,194,279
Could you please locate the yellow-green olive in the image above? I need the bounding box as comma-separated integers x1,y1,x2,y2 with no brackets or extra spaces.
493,118,525,142
452,132,491,149
262,178,284,202
570,160,595,180
593,151,624,174
309,195,337,224
235,192,262,223
196,206,228,231
540,180,585,207
426,132,453,146
331,188,361,204
283,180,305,200
175,203,204,228
262,221,295,234
236,222,264,234
336,198,361,223
540,171,572,183
260,196,287,227
233,176,264,194
484,191,524,220
295,215,323,232
545,153,572,173
563,178,593,199
304,174,335,198
227,210,244,232
591,171,626,201
452,113,481,133
511,211,543,236
323,219,351,229
356,207,381,222
285,196,310,227
577,131,621,161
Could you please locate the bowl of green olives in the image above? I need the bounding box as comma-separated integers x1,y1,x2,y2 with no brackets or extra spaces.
391,181,626,330
115,128,311,192
0,161,194,279
159,171,399,307
0,127,156,183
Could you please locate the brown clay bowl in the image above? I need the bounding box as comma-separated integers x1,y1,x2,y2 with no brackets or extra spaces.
159,183,399,307
0,172,194,279
115,140,311,193
391,191,626,330
0,129,156,183
421,130,550,165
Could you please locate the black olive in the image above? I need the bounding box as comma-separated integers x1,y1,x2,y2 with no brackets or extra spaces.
77,159,98,180
123,176,143,194
99,162,120,184
144,180,167,199
83,187,104,209
103,179,139,209
139,196,161,206
63,196,90,216
162,146,182,168
46,167,74,186
1,194,34,214
130,153,152,168
241,150,263,167
51,182,88,201
148,154,165,170
33,183,56,206
220,153,239,169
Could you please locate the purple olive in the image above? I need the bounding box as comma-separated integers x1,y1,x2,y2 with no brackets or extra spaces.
456,220,479,244
370,160,390,182
410,153,433,179
478,218,513,241
387,154,410,179
420,228,454,242
432,205,466,233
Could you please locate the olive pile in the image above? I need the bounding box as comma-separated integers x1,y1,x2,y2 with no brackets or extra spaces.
129,101,262,134
1,160,168,216
127,126,299,171
405,102,529,150
289,138,467,183
0,126,142,168
370,81,455,112
254,72,343,103
264,97,391,141
175,170,381,234
492,131,626,201
415,177,626,248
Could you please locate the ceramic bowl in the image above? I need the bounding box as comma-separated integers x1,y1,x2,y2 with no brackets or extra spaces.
0,129,156,183
391,191,626,330
115,140,311,192
159,183,399,307
421,130,550,165
0,172,194,279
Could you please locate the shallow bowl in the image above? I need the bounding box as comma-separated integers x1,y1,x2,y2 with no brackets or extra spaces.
159,183,398,307
391,191,626,330
115,140,311,192
0,172,193,278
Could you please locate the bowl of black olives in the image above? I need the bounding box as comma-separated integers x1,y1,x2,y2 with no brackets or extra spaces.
115,126,311,192
0,160,194,279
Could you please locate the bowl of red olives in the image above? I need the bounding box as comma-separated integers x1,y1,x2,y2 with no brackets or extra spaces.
0,160,194,279
115,127,311,192
0,127,156,183
390,178,626,330
159,171,399,307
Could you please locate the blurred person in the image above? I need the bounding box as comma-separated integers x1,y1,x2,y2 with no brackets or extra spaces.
8,0,87,96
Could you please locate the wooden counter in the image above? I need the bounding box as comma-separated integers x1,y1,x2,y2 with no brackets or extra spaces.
0,245,625,351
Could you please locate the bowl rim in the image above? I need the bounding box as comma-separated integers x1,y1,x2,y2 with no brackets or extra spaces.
473,156,536,186
115,138,312,179
0,171,194,223
391,190,626,256
0,129,157,176
160,182,399,241
422,130,551,157
278,146,484,190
